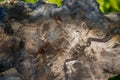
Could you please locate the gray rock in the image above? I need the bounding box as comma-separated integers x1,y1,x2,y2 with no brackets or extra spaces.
0,0,120,80
0,68,24,80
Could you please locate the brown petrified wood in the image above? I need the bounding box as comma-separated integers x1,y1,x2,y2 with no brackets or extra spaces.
0,0,120,80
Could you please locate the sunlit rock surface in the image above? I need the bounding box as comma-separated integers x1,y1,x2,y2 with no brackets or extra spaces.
0,0,120,80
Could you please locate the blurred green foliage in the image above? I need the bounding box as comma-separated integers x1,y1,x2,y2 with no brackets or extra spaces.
0,0,4,2
108,74,120,80
21,0,36,3
46,0,62,6
97,0,120,13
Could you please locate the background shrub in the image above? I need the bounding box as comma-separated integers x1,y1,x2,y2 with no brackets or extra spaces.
97,0,120,13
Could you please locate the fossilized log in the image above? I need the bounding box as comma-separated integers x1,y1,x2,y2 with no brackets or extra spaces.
0,0,120,80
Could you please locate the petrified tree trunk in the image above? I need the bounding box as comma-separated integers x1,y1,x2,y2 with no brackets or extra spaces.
0,0,120,80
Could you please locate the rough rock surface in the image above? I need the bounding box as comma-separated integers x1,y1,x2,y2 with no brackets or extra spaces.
0,68,24,80
0,0,120,80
